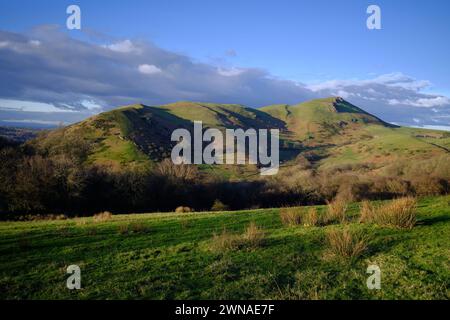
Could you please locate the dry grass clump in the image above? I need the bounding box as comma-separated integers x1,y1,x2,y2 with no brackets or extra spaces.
280,207,321,227
75,217,88,226
118,224,129,235
241,222,265,248
175,206,193,213
302,208,320,227
209,228,240,251
368,197,417,229
209,222,265,251
93,211,112,222
118,222,150,235
323,199,348,224
359,200,376,223
326,228,367,259
279,207,302,226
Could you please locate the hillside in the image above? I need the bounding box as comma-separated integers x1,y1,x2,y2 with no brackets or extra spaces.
262,97,450,170
28,97,450,175
0,195,449,299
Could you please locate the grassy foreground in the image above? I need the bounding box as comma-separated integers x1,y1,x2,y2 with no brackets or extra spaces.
0,196,449,300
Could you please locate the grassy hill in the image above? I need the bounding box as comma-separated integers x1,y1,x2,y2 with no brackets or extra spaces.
28,97,450,176
262,97,449,170
0,195,448,299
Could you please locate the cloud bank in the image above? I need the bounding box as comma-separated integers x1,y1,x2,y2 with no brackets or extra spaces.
0,25,449,129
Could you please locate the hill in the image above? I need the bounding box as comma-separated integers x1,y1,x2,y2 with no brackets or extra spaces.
28,97,450,175
262,97,450,170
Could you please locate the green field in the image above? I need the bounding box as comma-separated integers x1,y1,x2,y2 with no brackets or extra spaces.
1,196,449,299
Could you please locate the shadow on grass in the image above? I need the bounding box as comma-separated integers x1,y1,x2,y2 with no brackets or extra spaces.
416,215,450,226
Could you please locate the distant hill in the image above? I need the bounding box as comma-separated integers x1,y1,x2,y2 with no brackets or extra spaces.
28,97,450,174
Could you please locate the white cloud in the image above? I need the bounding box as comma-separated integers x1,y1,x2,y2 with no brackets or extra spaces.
104,40,141,54
307,72,430,92
80,99,103,111
0,27,449,128
138,64,162,75
217,67,245,77
0,99,75,113
28,40,41,47
388,96,450,108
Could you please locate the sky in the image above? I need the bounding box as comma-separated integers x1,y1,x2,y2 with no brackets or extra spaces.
0,0,449,129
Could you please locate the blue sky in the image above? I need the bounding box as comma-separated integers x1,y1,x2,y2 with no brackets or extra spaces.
0,0,449,128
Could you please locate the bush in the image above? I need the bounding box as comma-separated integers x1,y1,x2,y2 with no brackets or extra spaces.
279,207,302,226
211,199,229,211
326,228,367,259
323,199,348,224
93,211,112,222
370,197,417,229
175,206,193,213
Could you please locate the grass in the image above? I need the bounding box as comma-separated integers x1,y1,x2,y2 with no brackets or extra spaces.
324,199,348,224
92,211,113,223
361,197,417,229
326,228,367,260
0,195,449,299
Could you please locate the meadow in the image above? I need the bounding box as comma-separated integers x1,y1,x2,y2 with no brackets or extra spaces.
0,195,448,300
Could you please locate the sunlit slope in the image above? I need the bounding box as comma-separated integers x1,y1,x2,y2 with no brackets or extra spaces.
261,97,449,170
30,97,449,173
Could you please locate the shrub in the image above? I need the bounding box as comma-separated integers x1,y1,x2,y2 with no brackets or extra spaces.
279,207,302,226
175,206,193,213
211,199,229,211
241,222,265,248
372,197,417,229
323,199,348,224
93,211,112,222
326,228,367,259
303,207,320,227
